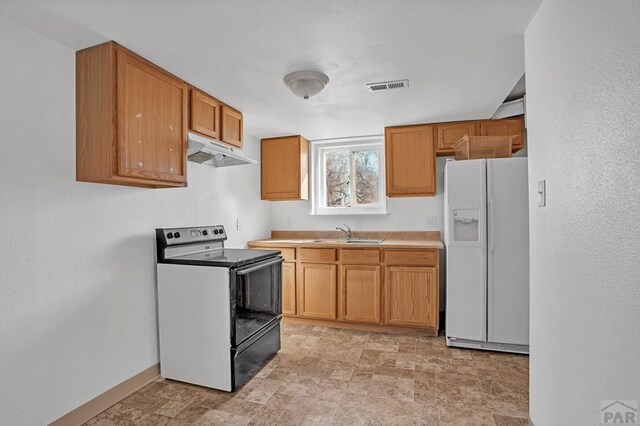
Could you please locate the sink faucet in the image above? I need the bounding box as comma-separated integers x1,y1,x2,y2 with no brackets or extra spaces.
336,224,352,240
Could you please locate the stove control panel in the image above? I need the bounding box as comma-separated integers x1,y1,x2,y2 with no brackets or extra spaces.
158,225,226,246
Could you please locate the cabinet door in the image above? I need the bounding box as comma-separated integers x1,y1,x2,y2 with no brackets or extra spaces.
435,121,479,156
340,265,380,323
261,136,309,200
298,263,337,320
221,105,243,148
384,266,438,328
116,48,187,183
190,89,220,139
480,116,524,151
282,261,297,316
385,125,436,197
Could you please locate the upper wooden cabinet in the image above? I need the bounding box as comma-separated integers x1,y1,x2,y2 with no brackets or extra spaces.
433,115,525,155
385,125,436,197
77,41,188,188
221,105,243,148
435,120,480,156
480,115,525,151
190,88,221,140
190,88,243,149
261,136,309,200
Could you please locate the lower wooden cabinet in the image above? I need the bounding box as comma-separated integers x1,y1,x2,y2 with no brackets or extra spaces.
298,263,337,320
339,265,381,323
384,266,438,328
248,242,441,334
282,261,297,316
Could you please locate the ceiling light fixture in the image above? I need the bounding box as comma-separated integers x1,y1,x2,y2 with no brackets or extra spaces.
283,71,329,99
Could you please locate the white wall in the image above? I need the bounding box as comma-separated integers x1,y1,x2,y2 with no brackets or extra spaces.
0,16,271,425
270,157,447,232
525,1,640,425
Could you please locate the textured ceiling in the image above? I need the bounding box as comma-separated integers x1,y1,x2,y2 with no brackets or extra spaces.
0,0,541,140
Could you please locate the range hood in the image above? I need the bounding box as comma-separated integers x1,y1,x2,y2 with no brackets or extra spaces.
492,97,525,120
187,132,257,167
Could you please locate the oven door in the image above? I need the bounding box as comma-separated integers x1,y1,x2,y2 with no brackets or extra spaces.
230,256,283,347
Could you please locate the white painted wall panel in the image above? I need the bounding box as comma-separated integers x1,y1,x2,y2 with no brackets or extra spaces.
525,1,640,424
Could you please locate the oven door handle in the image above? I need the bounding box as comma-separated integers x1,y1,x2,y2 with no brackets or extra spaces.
235,257,283,275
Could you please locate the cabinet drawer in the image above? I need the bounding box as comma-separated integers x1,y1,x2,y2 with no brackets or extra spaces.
340,249,380,264
299,248,336,262
248,245,296,261
384,250,437,266
272,247,296,261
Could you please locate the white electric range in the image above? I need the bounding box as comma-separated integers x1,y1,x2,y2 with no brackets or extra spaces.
155,225,283,391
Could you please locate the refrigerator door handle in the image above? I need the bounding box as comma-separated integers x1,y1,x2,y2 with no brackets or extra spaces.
487,160,495,257
488,198,494,255
487,165,494,344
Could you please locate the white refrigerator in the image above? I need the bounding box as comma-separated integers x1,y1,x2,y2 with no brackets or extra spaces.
444,158,529,354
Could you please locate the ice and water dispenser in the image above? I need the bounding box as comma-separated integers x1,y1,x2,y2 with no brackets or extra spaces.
452,209,480,242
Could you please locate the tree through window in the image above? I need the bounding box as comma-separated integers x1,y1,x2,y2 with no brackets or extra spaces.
314,139,385,214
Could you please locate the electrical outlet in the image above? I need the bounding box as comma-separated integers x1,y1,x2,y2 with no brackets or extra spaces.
236,218,241,231
425,216,437,229
286,216,293,228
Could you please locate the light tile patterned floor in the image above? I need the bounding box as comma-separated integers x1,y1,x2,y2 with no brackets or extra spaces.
85,322,529,425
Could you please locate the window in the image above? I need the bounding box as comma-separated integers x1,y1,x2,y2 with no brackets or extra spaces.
312,137,386,215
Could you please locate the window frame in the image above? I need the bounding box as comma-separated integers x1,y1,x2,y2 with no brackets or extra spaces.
311,136,387,215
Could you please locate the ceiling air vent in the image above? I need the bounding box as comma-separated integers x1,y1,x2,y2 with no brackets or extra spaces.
366,79,409,92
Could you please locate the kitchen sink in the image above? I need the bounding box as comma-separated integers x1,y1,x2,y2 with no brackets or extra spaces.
344,239,384,244
305,238,384,244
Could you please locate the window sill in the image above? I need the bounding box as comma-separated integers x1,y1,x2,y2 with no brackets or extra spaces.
311,210,389,216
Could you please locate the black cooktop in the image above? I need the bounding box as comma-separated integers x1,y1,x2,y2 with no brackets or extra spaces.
161,248,281,268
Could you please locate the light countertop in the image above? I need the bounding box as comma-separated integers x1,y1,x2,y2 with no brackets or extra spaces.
248,230,444,250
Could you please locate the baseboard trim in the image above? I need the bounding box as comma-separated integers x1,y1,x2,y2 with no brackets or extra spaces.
283,317,438,336
50,363,160,426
